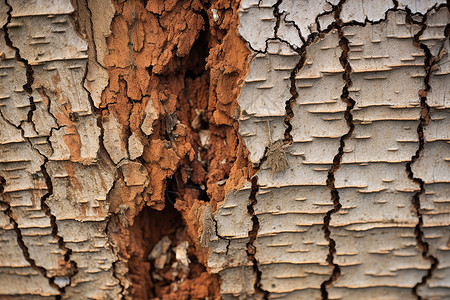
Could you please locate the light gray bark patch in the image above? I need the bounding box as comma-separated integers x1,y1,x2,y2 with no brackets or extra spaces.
209,1,450,298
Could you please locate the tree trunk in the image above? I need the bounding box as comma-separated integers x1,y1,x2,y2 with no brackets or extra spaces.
0,0,449,299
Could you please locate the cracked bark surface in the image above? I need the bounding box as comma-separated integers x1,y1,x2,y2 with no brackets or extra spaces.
0,0,449,299
212,1,450,299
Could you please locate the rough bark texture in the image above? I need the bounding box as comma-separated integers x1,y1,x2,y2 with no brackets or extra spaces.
0,0,449,299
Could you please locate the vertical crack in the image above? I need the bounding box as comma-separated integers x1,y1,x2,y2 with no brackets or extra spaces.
40,161,78,292
82,0,106,69
284,49,305,143
212,216,231,255
269,2,352,298
246,176,269,299
320,5,355,299
406,13,439,299
0,176,60,293
2,0,77,295
2,0,34,120
282,17,337,145
2,0,39,138
272,0,283,38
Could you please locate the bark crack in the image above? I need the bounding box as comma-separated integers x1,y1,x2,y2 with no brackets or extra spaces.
406,13,439,300
2,0,35,124
83,0,107,69
0,176,61,294
212,216,231,255
244,1,289,54
272,0,283,38
320,3,355,298
284,49,304,144
278,5,340,147
246,176,269,299
2,1,78,295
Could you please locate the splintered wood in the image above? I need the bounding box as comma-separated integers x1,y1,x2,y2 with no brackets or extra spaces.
0,0,449,299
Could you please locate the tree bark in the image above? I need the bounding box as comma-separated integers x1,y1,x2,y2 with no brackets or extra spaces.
0,0,449,299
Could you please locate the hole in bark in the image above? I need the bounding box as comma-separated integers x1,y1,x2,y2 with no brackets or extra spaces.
166,170,210,204
186,177,209,202
147,65,153,76
165,175,180,206
128,202,219,299
184,32,208,79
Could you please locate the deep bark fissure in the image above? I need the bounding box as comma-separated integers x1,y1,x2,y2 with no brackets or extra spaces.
150,69,223,296
407,13,439,299
246,176,270,299
320,6,355,298
284,49,304,144
154,6,215,211
272,0,283,38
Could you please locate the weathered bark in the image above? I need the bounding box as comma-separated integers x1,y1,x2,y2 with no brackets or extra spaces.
0,0,449,299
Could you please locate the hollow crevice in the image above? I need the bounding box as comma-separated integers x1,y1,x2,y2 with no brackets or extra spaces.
70,0,253,297
127,197,220,299
104,1,247,296
320,6,355,299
